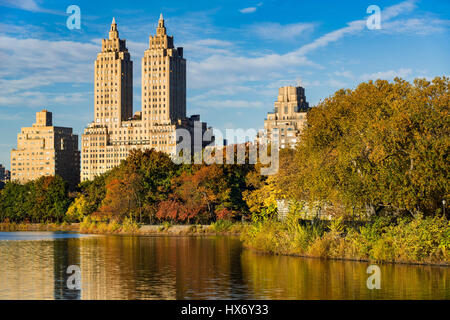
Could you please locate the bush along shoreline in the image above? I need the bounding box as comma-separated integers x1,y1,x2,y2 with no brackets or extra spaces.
241,215,450,266
0,219,245,236
77,217,244,235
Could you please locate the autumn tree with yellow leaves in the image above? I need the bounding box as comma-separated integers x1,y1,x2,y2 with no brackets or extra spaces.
277,77,449,217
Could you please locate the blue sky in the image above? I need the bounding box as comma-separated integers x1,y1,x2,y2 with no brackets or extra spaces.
0,0,449,168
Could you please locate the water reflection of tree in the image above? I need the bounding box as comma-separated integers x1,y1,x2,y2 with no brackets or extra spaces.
240,251,450,299
78,236,245,300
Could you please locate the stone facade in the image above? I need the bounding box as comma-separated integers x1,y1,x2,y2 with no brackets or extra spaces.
10,110,80,188
81,15,210,181
262,86,309,149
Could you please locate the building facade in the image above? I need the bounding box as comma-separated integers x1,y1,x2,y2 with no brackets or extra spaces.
261,86,310,149
4,170,10,182
10,110,80,188
0,165,8,189
81,15,210,182
0,164,5,182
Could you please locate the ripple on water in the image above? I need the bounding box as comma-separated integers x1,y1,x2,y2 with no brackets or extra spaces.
0,231,93,241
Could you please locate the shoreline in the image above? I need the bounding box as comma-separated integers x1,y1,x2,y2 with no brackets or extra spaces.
0,222,242,236
242,244,450,268
1,222,449,267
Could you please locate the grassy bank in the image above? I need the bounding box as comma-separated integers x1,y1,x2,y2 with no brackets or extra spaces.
241,215,450,266
0,219,245,236
79,218,244,236
0,221,79,232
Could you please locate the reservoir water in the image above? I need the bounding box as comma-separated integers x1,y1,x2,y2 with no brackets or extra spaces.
0,232,448,300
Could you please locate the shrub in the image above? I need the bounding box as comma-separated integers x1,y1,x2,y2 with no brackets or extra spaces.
211,220,233,233
241,215,450,264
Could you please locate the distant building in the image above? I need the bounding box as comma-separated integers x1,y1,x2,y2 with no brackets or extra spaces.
261,86,310,149
0,164,7,187
4,170,10,182
81,15,210,181
0,164,5,181
10,110,80,188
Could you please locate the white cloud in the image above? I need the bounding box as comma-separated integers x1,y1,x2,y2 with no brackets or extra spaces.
189,97,263,109
295,20,366,56
382,18,450,35
185,0,417,91
248,22,315,41
120,10,220,43
0,89,90,108
240,7,257,14
183,0,423,112
0,113,25,121
188,52,319,90
0,35,97,108
381,0,417,20
360,68,413,81
0,0,40,11
126,40,148,61
0,0,63,15
239,2,263,14
334,71,354,79
327,78,348,88
295,0,417,56
180,39,235,59
0,0,429,117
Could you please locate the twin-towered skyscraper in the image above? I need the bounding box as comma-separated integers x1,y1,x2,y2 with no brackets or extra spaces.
9,15,310,185
81,15,209,181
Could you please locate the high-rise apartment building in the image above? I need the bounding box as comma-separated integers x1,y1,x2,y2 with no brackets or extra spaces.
261,86,310,149
81,15,210,181
142,13,186,123
93,17,133,127
10,110,80,188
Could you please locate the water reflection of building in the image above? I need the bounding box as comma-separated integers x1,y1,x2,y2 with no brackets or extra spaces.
53,239,81,300
0,241,55,299
168,237,245,299
77,236,175,299
2,236,450,299
76,236,245,299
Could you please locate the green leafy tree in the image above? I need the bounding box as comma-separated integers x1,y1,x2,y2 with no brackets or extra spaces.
32,176,70,222
283,77,449,217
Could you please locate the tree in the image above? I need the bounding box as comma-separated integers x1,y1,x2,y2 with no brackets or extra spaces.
284,77,449,217
78,173,108,216
167,164,231,223
32,176,70,222
66,195,90,222
0,182,34,222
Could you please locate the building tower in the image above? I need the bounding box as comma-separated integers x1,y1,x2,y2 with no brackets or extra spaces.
81,15,211,182
141,13,186,124
10,110,80,188
262,86,310,149
94,18,133,127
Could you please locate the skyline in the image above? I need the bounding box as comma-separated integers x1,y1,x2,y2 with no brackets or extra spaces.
0,0,449,168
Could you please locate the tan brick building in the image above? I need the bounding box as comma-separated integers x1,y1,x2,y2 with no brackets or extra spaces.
261,86,310,149
10,110,80,188
81,15,210,181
